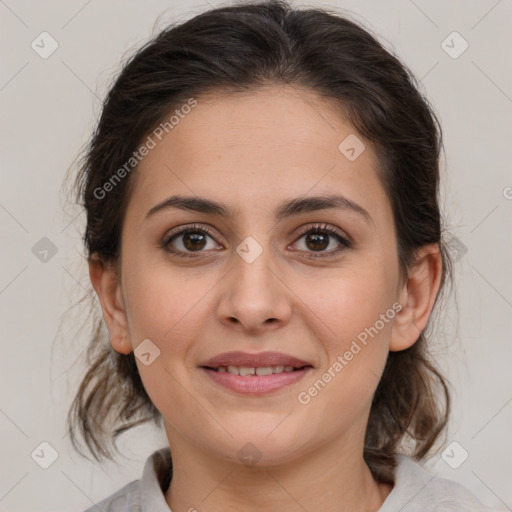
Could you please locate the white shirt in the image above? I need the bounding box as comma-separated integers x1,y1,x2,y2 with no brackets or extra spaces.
83,447,496,511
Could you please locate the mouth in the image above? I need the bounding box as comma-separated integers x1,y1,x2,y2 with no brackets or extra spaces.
199,351,314,394
199,350,313,369
203,364,312,375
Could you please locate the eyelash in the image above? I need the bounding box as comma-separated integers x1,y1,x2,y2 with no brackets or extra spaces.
161,223,351,260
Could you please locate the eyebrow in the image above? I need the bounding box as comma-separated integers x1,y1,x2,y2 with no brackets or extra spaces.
145,194,373,225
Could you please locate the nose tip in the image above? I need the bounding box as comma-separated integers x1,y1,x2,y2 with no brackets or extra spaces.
216,251,292,333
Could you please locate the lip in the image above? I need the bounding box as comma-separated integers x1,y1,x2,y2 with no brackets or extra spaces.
200,366,312,394
199,351,313,395
199,351,312,369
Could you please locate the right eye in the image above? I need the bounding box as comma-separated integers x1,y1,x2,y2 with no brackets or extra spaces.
162,224,224,258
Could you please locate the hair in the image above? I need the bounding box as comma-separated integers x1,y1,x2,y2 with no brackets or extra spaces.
67,0,452,485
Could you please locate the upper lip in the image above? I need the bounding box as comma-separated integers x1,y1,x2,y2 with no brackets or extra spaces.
200,351,313,369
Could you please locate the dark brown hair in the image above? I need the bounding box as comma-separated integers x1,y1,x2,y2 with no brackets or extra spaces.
67,0,452,485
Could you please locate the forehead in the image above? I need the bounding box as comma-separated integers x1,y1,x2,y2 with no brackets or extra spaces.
128,85,390,226
166,85,355,161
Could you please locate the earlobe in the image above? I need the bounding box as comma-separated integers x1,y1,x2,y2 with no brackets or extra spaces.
88,254,133,355
389,244,443,352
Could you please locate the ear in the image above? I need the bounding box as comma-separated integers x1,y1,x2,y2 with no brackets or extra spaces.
390,244,443,352
88,253,133,355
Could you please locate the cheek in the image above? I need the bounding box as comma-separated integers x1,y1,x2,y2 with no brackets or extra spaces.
299,261,397,347
293,265,397,408
121,258,215,345
120,265,216,425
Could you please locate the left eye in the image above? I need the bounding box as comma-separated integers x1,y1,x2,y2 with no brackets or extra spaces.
291,226,351,257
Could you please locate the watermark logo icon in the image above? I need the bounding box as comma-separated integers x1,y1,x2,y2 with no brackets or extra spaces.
338,134,366,161
32,237,58,263
449,236,468,263
237,442,262,467
31,32,59,59
441,32,469,59
236,236,263,264
441,441,469,469
31,441,59,469
134,339,161,366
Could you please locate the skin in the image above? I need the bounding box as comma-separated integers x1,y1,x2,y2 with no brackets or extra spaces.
90,85,442,512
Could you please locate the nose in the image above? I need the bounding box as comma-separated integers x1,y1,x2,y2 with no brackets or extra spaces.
216,241,292,334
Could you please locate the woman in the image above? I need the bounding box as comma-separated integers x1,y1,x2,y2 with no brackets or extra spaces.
68,1,494,510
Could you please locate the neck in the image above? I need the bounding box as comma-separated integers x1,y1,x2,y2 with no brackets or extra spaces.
164,429,392,512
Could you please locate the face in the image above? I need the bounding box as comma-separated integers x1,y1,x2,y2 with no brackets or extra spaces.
106,85,408,466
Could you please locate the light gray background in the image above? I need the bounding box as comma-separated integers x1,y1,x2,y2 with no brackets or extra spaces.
1,0,511,510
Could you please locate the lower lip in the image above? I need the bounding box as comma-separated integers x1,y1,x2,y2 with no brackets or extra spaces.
201,367,312,394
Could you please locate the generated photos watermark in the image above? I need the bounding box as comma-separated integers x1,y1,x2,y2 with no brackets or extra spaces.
93,97,198,200
297,301,403,405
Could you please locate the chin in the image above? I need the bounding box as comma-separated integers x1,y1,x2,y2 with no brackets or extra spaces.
210,429,313,468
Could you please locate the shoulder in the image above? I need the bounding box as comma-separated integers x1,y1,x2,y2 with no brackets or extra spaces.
82,480,141,512
379,454,496,511
81,447,172,512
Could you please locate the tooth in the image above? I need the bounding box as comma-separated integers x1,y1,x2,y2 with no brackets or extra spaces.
256,366,273,376
219,365,297,376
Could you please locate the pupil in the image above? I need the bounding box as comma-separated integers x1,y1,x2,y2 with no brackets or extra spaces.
307,232,328,251
184,232,206,251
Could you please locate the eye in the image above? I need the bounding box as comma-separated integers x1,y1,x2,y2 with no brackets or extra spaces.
291,223,351,258
161,222,351,259
162,224,222,258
